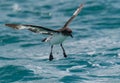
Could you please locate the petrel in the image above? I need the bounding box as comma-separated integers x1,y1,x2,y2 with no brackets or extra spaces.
5,4,83,61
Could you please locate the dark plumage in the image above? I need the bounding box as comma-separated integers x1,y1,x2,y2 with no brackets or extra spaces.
5,4,83,61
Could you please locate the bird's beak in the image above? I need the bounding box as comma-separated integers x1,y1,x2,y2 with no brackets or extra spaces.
70,34,73,38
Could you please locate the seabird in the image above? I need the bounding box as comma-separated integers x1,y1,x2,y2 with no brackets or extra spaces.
5,4,83,61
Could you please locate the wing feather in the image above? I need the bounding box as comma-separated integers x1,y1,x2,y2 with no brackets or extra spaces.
63,4,83,28
5,24,58,35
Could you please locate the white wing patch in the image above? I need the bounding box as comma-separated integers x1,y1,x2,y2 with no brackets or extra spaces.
18,25,29,29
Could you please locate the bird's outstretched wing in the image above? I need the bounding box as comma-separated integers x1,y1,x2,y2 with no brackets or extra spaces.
63,4,83,28
5,24,58,35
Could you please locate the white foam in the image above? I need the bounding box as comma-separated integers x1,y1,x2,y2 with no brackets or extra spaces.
87,51,96,56
26,64,71,79
12,3,21,11
66,65,86,72
118,53,120,58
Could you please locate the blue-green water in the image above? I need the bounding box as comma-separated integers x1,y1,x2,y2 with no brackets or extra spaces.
0,0,120,83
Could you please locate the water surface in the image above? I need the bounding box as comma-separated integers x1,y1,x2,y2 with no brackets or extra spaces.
0,0,120,83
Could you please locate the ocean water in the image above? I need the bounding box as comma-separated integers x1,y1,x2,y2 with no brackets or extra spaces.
0,0,120,83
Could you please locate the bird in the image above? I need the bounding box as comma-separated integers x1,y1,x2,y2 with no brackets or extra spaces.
5,4,83,61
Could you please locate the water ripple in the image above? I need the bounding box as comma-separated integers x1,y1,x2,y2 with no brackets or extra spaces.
0,65,42,83
0,0,120,83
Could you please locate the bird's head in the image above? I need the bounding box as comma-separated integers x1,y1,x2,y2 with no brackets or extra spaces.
61,27,73,38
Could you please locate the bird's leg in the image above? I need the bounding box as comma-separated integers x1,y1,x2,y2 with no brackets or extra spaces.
49,45,54,61
60,44,67,58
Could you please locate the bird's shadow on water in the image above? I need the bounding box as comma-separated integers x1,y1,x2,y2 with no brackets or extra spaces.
0,65,43,83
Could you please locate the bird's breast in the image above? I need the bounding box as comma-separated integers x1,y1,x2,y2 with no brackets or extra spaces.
49,33,67,45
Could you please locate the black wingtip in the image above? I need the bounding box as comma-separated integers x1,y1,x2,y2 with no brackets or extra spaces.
5,24,10,26
5,23,15,27
5,24,19,29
